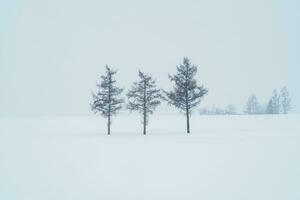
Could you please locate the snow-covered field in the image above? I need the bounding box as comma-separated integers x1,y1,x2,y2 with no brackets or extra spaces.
0,114,299,200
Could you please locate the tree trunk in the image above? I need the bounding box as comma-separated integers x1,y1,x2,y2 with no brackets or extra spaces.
185,82,190,134
143,113,146,135
108,74,111,135
186,108,190,134
108,114,111,135
185,74,190,134
143,79,146,135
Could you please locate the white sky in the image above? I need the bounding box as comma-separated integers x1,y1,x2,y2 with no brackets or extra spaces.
0,0,299,116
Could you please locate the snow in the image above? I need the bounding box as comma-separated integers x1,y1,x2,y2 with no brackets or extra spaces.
0,114,299,200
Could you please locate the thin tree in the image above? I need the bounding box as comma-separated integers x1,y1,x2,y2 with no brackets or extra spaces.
127,71,162,135
164,57,208,133
91,65,124,135
245,94,261,114
280,86,291,114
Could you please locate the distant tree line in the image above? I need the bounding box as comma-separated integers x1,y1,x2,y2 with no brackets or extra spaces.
245,87,291,115
91,57,208,135
199,88,292,116
199,104,237,115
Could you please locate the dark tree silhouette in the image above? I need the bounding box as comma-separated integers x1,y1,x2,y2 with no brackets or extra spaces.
127,71,162,135
164,57,208,133
91,65,124,135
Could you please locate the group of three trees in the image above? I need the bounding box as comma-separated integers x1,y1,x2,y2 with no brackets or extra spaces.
91,58,208,135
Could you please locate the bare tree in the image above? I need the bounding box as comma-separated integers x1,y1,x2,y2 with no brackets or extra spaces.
127,71,162,135
91,65,124,135
164,57,208,133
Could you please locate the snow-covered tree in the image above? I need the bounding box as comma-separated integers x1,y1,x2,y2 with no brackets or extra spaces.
280,87,291,114
245,94,261,114
266,89,280,114
91,65,124,135
164,57,208,133
127,71,162,135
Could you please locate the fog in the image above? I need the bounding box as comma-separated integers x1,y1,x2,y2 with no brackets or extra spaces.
0,0,299,116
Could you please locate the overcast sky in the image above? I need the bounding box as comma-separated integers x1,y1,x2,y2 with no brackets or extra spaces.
0,0,299,116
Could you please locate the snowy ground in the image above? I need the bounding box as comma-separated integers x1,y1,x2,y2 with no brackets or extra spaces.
0,114,299,200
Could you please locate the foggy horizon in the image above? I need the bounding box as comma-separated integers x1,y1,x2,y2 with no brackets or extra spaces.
1,0,299,116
